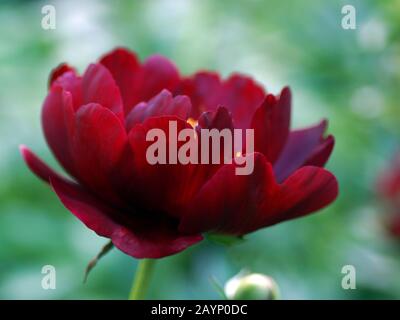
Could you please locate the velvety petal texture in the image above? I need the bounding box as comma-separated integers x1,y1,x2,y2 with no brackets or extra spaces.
100,47,140,114
251,87,291,164
21,47,338,259
179,153,338,235
273,120,333,182
125,90,191,131
176,71,221,118
50,175,202,259
21,146,202,258
41,86,76,176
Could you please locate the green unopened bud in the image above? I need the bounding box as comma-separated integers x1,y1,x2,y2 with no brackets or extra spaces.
224,272,280,300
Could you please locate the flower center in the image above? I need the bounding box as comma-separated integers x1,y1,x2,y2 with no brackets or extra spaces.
186,117,198,128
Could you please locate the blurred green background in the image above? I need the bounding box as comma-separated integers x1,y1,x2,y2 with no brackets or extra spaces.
1,0,400,299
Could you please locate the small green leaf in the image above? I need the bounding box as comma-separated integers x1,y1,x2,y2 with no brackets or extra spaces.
83,241,114,283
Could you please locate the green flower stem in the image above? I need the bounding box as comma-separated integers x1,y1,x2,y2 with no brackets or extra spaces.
129,259,156,300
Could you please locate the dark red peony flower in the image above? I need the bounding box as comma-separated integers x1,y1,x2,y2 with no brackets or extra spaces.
377,153,400,238
20,48,338,258
377,153,400,205
387,213,400,238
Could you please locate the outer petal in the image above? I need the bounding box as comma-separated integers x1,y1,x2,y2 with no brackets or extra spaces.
20,145,68,184
179,153,338,235
303,135,334,168
179,153,274,234
50,175,202,259
41,86,76,176
273,120,332,182
251,87,291,163
100,48,140,114
125,89,191,130
267,166,338,226
81,63,124,119
176,71,221,118
71,103,127,206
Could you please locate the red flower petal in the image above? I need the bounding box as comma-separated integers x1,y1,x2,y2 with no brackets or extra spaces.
81,63,124,119
176,71,221,118
125,89,191,130
48,63,76,88
41,86,76,176
180,153,338,235
196,107,235,174
304,135,335,167
131,55,180,110
197,106,234,131
179,153,274,234
100,48,140,114
127,116,208,217
213,74,265,129
50,175,202,259
20,143,202,259
71,103,127,206
251,87,291,163
51,71,82,110
19,145,68,184
267,166,338,227
273,120,330,182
